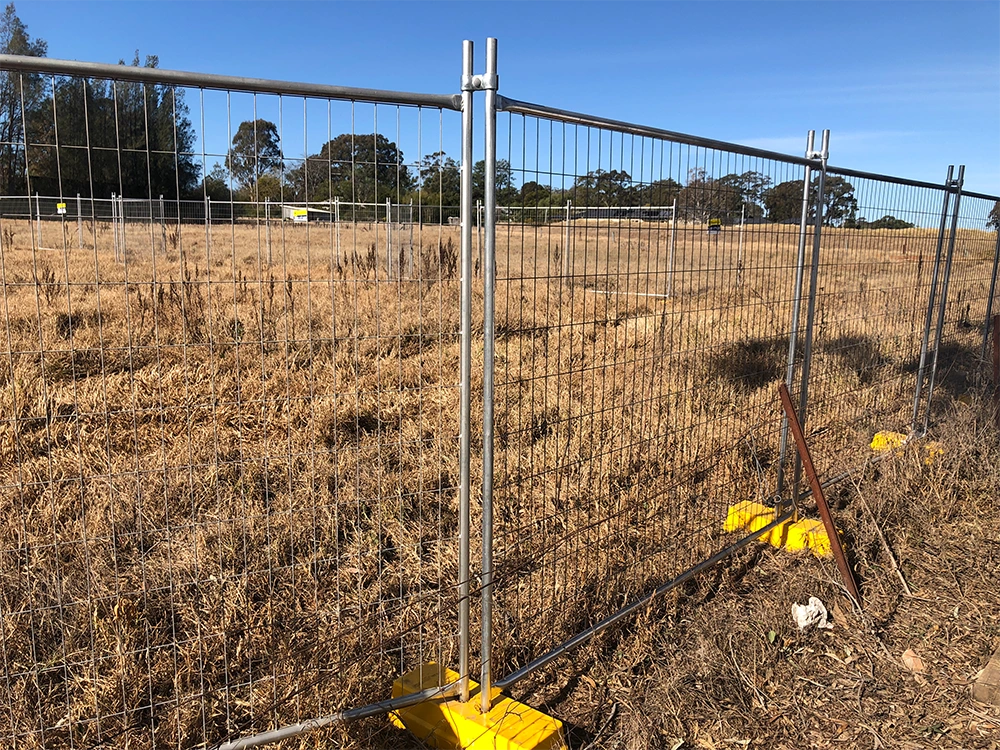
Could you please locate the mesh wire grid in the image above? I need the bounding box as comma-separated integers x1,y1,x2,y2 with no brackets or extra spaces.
0,69,464,748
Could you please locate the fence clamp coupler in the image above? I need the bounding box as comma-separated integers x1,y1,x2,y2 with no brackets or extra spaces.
461,73,498,91
806,149,829,165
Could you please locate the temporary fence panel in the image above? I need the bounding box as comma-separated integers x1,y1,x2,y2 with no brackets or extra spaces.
0,58,467,749
487,105,815,692
0,38,999,750
788,169,961,482
927,192,1000,419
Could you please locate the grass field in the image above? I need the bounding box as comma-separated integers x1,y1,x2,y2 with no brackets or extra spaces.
0,214,996,748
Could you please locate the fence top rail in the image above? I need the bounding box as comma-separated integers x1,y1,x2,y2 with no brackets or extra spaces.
497,94,818,168
827,163,999,201
498,95,1000,203
964,190,1000,203
0,53,463,111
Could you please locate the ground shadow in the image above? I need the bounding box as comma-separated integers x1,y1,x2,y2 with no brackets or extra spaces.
902,340,983,399
819,335,892,385
706,337,789,393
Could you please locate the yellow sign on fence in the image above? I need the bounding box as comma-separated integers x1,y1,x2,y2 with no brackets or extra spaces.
56,202,67,215
293,209,308,223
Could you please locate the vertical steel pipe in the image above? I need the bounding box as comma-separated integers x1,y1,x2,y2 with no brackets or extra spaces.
111,191,118,259
480,36,498,716
994,314,1000,432
775,131,816,508
334,196,341,266
77,193,83,249
563,200,571,276
981,229,1000,361
910,166,955,433
737,202,745,288
265,196,272,264
791,130,831,501
796,130,830,424
667,196,677,297
922,165,964,432
458,38,474,703
120,195,127,258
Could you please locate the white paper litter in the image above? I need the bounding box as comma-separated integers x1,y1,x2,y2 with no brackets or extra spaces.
792,596,833,631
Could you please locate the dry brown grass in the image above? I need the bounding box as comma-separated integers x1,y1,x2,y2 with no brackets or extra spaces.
0,215,996,748
518,395,1000,750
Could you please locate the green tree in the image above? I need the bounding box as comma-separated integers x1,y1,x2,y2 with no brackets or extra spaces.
763,179,806,223
677,170,772,223
634,177,681,207
519,180,552,206
0,3,46,194
717,170,772,219
988,201,1000,231
226,119,282,199
285,132,413,204
859,215,915,230
32,53,200,199
252,173,283,202
572,169,632,206
472,158,517,203
763,175,857,226
415,151,460,223
202,163,232,201
822,175,858,227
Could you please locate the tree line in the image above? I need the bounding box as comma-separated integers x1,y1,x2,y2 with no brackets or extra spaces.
4,3,992,231
213,122,930,229
0,4,199,199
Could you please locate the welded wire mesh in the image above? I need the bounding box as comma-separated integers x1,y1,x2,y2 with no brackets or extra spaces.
929,193,1000,403
0,66,463,748
488,111,814,682
793,174,956,477
2,45,1000,750
800,179,1000,479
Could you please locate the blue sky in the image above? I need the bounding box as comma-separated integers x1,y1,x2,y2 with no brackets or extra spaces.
12,0,1000,195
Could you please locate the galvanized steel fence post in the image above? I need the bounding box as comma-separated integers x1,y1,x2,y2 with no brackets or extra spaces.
205,195,212,255
111,191,118,260
458,37,475,704
982,222,1000,361
793,129,831,502
667,196,677,298
776,130,817,507
265,196,272,264
480,36,498,716
384,197,391,278
563,200,571,276
76,192,82,248
911,166,958,434
922,165,965,432
796,130,830,428
334,196,341,266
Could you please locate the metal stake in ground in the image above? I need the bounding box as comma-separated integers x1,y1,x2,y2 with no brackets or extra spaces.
778,382,862,607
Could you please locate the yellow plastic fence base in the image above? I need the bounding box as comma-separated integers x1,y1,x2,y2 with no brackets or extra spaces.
390,663,567,750
870,430,907,452
724,500,834,558
870,430,944,465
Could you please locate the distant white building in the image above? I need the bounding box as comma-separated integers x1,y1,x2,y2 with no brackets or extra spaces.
278,203,334,222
